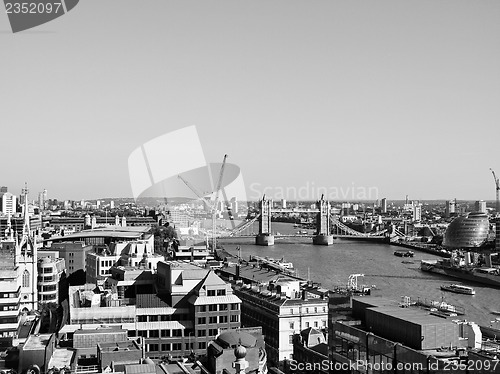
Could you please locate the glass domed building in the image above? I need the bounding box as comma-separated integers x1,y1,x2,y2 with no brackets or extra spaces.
443,212,491,248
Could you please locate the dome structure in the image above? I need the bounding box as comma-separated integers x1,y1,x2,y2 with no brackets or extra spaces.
234,344,247,359
443,212,491,248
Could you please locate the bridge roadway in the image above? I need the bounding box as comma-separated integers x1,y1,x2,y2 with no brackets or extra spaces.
218,234,388,241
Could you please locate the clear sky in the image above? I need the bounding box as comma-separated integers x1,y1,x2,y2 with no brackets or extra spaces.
1,1,499,201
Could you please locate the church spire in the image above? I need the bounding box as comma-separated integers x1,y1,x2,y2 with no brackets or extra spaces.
19,183,33,255
22,183,30,237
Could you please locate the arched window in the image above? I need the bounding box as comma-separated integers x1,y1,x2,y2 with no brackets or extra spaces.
22,270,30,288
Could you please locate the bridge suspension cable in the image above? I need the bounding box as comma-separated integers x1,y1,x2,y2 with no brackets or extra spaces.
330,215,388,237
227,214,261,236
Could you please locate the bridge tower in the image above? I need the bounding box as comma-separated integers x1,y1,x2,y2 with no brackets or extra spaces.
313,195,334,245
256,196,274,246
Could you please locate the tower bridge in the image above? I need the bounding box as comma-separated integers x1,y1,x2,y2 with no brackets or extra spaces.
224,195,390,246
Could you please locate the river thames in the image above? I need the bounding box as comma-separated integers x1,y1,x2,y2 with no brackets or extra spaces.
219,222,500,329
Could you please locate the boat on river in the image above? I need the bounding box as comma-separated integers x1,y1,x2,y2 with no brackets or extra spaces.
440,283,475,295
394,250,414,257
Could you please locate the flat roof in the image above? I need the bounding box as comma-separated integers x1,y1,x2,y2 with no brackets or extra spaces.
74,326,127,335
219,264,300,284
98,340,140,352
23,334,53,350
367,306,455,325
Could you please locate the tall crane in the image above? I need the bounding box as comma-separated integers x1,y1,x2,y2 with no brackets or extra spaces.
178,154,228,250
490,168,500,215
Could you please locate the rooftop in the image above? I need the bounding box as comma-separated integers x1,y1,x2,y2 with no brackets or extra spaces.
74,326,126,335
23,334,53,350
218,264,301,285
98,340,141,352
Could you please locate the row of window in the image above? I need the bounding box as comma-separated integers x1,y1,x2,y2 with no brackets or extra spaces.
132,328,223,340
0,305,19,311
197,303,239,312
137,314,190,322
38,285,57,292
146,342,206,352
40,267,54,274
197,315,239,325
0,292,19,299
289,320,326,330
289,306,327,314
100,260,115,268
206,289,226,296
132,329,183,338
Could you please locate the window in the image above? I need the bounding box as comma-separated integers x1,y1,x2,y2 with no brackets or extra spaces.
209,317,217,324
207,290,216,296
172,329,182,337
208,329,218,336
199,305,206,312
305,322,309,328
198,342,206,349
289,322,294,329
230,303,239,310
217,289,226,296
197,330,206,337
219,304,228,311
197,317,206,325
289,335,294,344
148,344,159,352
138,330,147,337
172,343,182,351
314,307,317,313
305,308,309,313
290,308,294,314
323,307,326,312
149,330,159,338
161,330,170,337
314,321,318,328
150,315,158,322
208,305,217,312
230,315,239,323
22,270,30,288
161,343,170,351
138,316,147,322
322,320,326,327
219,315,228,323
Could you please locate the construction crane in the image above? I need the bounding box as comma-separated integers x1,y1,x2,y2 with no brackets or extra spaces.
490,168,500,216
178,154,228,251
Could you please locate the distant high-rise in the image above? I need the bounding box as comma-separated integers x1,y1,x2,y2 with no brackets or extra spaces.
1,192,16,215
110,200,115,209
475,200,487,213
445,200,456,218
38,189,47,211
281,199,287,209
381,198,387,214
0,186,7,198
231,197,239,214
412,203,422,222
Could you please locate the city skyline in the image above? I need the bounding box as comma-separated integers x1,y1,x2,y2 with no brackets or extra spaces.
1,1,499,201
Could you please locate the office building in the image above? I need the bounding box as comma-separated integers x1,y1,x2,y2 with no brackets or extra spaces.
37,256,66,304
380,198,387,214
1,193,16,215
475,200,487,213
